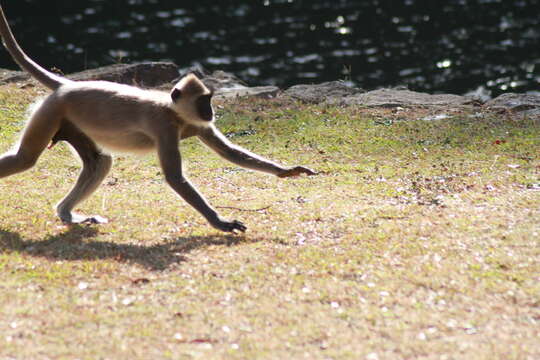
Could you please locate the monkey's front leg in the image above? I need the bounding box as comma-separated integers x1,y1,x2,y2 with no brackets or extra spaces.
157,137,246,233
198,126,317,177
166,175,246,233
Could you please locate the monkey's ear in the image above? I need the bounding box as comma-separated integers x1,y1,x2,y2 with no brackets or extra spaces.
171,88,182,102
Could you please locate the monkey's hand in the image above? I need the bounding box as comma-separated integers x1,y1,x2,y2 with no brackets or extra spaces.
277,166,317,178
210,218,247,233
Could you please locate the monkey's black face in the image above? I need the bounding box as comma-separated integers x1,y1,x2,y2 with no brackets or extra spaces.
196,94,213,121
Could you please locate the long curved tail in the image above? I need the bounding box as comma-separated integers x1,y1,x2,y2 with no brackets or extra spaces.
0,5,68,90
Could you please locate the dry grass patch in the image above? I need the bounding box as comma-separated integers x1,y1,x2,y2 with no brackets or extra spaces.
0,85,539,359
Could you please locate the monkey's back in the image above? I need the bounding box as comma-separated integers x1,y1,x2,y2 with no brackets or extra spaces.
55,81,173,153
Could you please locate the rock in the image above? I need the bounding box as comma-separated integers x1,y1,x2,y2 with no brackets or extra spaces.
2,62,537,117
485,93,540,111
67,62,179,88
484,93,540,119
283,82,471,107
284,81,363,103
333,88,472,107
0,64,278,98
465,85,492,103
192,70,279,99
214,86,280,99
1,62,180,88
0,68,30,84
198,70,248,90
178,67,246,90
521,108,540,119
0,63,180,88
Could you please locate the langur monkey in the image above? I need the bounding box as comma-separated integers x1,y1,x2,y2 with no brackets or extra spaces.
0,5,315,233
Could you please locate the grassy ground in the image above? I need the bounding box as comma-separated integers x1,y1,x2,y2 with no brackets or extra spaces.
0,84,538,359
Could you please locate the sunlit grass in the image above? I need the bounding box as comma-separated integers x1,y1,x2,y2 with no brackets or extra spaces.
0,85,539,359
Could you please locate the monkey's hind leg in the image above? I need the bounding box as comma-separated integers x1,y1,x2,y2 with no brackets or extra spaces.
0,97,62,178
53,122,112,224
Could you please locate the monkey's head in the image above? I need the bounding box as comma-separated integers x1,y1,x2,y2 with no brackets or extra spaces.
170,73,214,126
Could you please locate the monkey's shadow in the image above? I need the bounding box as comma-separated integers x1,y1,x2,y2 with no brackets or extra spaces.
0,226,256,271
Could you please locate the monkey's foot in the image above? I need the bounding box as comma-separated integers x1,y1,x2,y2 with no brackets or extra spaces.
61,213,109,225
278,166,317,178
211,219,246,233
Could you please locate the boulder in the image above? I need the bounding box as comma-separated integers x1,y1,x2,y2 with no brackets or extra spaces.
485,93,540,111
195,70,279,99
283,82,473,107
197,70,247,90
68,62,179,88
0,68,30,84
214,85,280,99
333,88,472,107
1,62,180,88
484,93,540,119
284,81,363,103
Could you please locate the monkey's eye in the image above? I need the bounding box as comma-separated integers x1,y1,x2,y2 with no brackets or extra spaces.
196,94,213,121
171,88,181,102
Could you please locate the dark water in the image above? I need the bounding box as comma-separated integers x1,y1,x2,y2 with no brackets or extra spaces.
1,0,538,97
